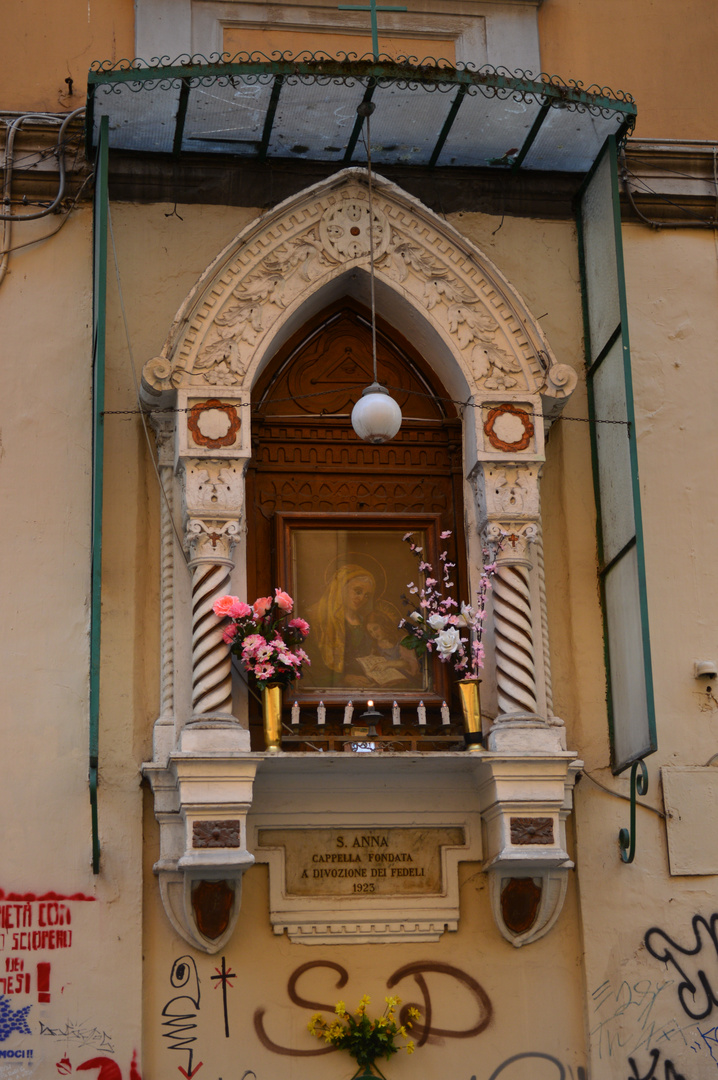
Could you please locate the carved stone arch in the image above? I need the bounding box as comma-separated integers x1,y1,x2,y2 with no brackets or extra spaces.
141,167,576,422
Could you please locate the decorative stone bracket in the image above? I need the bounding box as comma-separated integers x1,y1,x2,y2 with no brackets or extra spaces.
143,756,258,953
475,753,582,946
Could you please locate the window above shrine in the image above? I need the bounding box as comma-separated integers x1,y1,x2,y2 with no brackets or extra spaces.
134,0,542,75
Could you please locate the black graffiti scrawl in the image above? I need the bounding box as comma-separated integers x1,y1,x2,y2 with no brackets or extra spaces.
645,914,718,1021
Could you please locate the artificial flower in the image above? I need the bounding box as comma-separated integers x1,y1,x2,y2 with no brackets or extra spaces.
213,594,241,618
274,588,293,612
435,626,461,656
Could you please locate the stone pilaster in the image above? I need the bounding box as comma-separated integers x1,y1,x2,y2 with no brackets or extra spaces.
150,414,177,761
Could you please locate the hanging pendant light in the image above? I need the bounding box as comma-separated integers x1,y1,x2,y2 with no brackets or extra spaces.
351,381,402,443
350,101,403,444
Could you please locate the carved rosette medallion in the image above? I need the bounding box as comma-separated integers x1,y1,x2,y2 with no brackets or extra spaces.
319,198,391,260
193,820,241,849
510,817,554,845
484,403,535,453
188,399,241,449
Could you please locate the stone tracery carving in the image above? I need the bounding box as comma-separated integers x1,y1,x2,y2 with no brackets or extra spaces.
141,169,571,406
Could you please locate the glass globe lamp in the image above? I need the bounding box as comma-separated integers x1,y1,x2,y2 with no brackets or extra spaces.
351,383,402,444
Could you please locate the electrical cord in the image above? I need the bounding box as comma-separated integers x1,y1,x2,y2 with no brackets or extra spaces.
581,768,666,819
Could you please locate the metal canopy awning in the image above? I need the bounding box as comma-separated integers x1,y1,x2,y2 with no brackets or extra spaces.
86,54,636,173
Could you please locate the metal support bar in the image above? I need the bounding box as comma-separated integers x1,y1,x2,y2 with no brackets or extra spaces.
511,101,551,172
90,115,109,875
259,75,284,162
428,84,467,167
172,77,191,157
618,758,648,864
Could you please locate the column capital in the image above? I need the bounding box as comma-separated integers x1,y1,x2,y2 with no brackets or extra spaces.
485,522,538,568
184,517,241,564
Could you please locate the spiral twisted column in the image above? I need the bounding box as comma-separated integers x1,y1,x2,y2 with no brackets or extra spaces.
486,522,540,719
186,520,239,723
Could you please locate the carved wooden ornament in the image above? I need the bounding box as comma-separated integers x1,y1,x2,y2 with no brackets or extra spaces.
191,879,235,940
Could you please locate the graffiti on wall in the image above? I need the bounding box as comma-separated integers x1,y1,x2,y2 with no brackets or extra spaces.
625,1048,688,1079
0,887,132,1077
162,955,203,1079
160,954,586,1079
253,960,493,1056
481,1052,587,1078
645,915,718,1022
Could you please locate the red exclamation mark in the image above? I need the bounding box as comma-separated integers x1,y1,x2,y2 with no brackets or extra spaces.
37,962,51,1003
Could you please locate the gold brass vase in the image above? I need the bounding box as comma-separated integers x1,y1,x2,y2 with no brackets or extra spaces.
261,683,283,753
457,678,483,752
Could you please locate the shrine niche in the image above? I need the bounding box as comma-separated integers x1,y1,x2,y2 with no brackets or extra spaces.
141,168,581,952
244,301,464,738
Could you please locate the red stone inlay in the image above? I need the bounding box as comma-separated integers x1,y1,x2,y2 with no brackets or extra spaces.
483,402,534,452
187,399,241,449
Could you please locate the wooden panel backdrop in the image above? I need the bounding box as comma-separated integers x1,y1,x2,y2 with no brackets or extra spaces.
245,300,468,747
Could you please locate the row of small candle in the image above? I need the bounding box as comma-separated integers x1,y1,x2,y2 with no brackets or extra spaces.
289,701,452,726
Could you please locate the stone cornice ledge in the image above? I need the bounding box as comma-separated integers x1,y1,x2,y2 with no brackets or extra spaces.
144,750,582,950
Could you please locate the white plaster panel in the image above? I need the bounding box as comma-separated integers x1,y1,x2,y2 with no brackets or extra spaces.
663,767,718,875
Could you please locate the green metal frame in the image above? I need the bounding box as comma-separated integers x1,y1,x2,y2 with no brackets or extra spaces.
577,135,657,777
89,115,109,874
85,55,637,168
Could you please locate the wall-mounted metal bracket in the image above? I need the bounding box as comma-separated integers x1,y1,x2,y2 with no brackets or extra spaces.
618,758,648,864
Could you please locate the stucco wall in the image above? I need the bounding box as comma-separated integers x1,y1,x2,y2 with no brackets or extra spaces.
0,210,143,1074
539,0,718,139
4,176,718,1079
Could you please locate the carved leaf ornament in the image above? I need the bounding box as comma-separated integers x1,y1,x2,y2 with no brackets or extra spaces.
142,169,575,413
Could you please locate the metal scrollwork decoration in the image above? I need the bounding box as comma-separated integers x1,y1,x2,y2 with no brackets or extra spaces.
618,758,649,864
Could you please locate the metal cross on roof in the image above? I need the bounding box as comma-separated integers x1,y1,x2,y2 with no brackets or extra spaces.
338,0,408,60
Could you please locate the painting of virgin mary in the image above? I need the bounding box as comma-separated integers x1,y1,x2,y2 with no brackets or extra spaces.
285,522,432,697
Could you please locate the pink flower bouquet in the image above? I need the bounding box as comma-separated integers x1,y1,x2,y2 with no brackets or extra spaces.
399,531,498,679
213,589,310,690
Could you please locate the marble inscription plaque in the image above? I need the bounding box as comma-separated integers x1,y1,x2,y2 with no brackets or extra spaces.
257,827,465,897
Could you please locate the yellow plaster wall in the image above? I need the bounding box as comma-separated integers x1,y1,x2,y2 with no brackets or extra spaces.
15,192,714,1079
0,209,143,1074
224,26,456,63
142,807,587,1079
0,0,133,113
539,0,718,139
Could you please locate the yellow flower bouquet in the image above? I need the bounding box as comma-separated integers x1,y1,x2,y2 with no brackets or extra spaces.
307,995,418,1078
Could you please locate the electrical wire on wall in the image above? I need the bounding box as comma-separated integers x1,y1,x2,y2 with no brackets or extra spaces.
0,108,87,288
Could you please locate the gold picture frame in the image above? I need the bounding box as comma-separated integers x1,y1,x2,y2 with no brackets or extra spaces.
276,513,449,706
